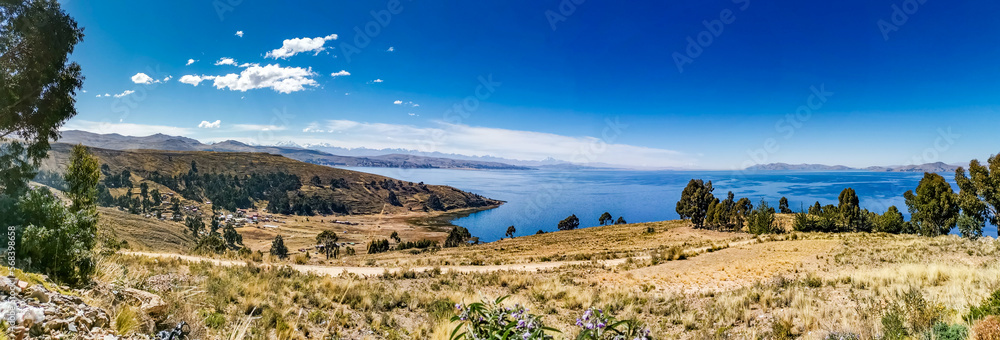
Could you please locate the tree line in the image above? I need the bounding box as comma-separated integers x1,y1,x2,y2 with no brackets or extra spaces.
675,153,1000,239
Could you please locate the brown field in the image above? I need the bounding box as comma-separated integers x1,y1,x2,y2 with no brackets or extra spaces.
89,210,1000,339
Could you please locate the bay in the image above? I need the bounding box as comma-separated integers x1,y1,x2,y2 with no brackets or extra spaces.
338,167,998,242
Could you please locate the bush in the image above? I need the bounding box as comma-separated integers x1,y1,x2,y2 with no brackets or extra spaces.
972,315,1000,340
193,235,227,255
967,290,1000,324
397,239,437,250
929,323,968,340
451,296,557,339
574,307,651,340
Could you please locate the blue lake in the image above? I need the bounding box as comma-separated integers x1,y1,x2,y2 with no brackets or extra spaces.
339,168,998,242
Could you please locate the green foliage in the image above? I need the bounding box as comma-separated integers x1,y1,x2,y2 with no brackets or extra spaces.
675,179,715,228
747,199,779,235
874,206,908,234
778,196,792,214
904,173,960,237
704,191,752,231
270,235,288,259
965,290,1000,324
390,231,401,243
0,0,84,194
185,216,205,236
927,323,967,340
14,145,98,285
194,235,227,255
368,239,390,254
445,226,472,247
505,225,516,238
222,224,243,248
598,212,613,226
956,155,1000,237
558,214,580,231
957,212,985,239
396,239,437,251
451,296,558,340
838,188,866,232
882,306,907,340
614,216,626,225
573,307,651,340
315,230,339,259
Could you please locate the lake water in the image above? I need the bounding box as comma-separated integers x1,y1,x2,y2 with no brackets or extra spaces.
339,168,998,242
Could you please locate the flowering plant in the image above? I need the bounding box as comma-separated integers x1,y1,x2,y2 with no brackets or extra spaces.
450,296,559,340
574,308,652,340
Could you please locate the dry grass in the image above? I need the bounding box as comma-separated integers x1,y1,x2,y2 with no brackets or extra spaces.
87,217,1000,339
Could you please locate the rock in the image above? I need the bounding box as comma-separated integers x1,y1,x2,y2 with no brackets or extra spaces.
26,287,50,303
45,317,69,332
120,287,168,319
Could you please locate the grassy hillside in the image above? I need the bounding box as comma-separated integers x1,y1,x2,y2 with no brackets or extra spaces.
41,143,502,215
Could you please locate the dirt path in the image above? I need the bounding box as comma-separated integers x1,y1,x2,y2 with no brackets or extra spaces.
121,238,764,277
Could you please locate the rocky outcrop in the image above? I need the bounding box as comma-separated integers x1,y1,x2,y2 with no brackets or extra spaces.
0,276,147,339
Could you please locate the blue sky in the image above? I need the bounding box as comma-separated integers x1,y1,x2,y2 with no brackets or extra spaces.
60,0,1000,169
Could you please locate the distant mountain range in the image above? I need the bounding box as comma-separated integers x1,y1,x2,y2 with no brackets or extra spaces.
58,130,533,170
744,162,963,173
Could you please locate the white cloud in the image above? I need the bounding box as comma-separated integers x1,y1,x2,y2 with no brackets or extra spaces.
393,100,403,105
113,90,135,98
82,90,87,93
235,31,244,37
207,64,317,94
103,93,110,97
265,34,338,59
386,46,395,52
162,76,172,82
179,75,215,86
214,57,237,66
198,120,221,129
186,59,197,66
131,73,154,84
61,120,192,136
408,113,417,116
232,124,287,131
95,94,101,98
368,79,383,84
303,122,326,133
291,120,696,168
330,70,350,77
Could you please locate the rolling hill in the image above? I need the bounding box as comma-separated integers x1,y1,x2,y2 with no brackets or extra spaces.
40,143,503,215
58,130,532,170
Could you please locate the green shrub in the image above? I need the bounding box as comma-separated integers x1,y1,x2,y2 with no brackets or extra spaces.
966,290,1000,324
927,322,967,340
882,306,908,340
451,296,558,339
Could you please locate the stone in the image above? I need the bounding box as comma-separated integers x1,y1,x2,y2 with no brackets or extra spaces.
27,288,50,303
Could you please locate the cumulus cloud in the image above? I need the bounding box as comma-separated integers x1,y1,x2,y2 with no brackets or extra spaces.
291,120,696,168
103,93,110,97
214,57,237,66
207,64,317,94
131,73,154,84
95,94,101,98
162,76,172,82
179,75,214,86
61,120,192,136
235,31,244,37
330,70,350,77
265,34,338,59
186,59,197,66
368,79,383,84
393,100,403,105
113,90,135,98
198,120,221,129
386,46,395,52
